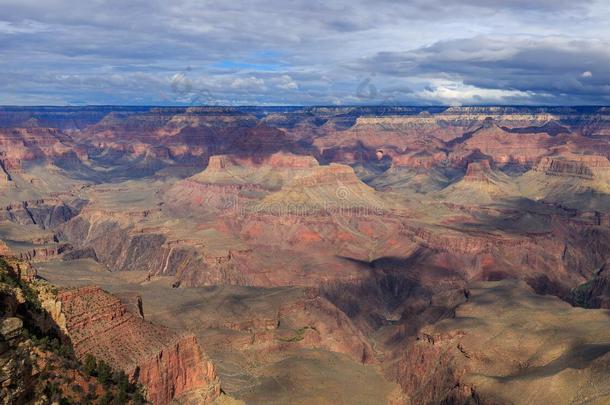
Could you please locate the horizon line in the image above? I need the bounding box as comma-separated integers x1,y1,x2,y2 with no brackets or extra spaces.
2,104,610,109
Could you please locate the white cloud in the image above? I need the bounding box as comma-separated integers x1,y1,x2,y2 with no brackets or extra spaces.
230,76,266,91
275,75,299,90
416,80,532,106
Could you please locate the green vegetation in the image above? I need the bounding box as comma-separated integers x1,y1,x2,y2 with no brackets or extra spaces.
571,279,594,308
278,326,318,343
0,257,41,312
81,354,147,404
1,257,147,404
25,329,75,359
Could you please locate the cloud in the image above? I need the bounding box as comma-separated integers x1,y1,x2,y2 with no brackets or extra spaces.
415,80,534,106
274,75,299,90
0,0,608,105
358,35,610,104
230,76,266,91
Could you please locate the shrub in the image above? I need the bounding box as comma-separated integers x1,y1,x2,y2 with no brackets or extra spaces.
96,360,112,385
83,354,97,376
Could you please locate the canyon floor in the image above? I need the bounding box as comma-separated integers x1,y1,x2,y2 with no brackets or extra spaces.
2,106,610,404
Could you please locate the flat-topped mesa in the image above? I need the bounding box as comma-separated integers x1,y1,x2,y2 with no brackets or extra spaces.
185,153,320,190
289,164,362,187
206,152,319,171
57,286,220,405
165,111,259,130
534,154,610,179
355,113,561,127
535,157,593,179
260,163,388,212
463,160,494,184
390,151,447,169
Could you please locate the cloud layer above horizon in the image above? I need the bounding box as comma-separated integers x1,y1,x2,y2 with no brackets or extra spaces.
1,0,609,106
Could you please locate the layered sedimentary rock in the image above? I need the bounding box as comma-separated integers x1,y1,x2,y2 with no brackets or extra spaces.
0,199,81,229
534,154,610,180
0,257,145,404
260,163,387,211
170,152,321,210
394,280,610,404
436,159,516,202
0,127,73,170
463,160,494,183
2,106,610,404
57,286,220,404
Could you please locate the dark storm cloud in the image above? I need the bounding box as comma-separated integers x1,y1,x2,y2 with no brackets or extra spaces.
359,36,610,104
0,0,607,105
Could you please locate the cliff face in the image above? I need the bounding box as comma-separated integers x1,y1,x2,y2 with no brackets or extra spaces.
57,286,220,404
0,256,148,404
463,160,494,184
570,262,610,309
0,199,81,229
134,334,219,405
0,127,72,170
534,154,610,179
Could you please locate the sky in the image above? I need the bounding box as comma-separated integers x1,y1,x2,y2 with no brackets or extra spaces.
1,0,610,106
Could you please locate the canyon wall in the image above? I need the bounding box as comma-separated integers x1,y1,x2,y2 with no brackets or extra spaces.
57,286,220,404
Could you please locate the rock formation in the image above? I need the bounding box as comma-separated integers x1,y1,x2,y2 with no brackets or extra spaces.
0,257,146,404
56,286,221,404
394,280,610,404
2,106,610,404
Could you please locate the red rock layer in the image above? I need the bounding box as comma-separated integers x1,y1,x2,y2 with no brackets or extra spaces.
0,240,10,256
207,152,318,170
57,286,220,404
0,127,72,170
463,160,494,183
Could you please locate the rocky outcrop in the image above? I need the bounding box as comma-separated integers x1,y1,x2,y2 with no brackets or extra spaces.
57,215,168,273
0,257,144,404
0,199,81,229
463,160,494,184
182,152,320,193
394,333,473,404
206,153,318,171
57,286,220,404
534,154,610,179
1,257,38,282
56,214,243,286
391,151,447,169
570,262,610,309
135,334,219,405
17,244,69,262
0,317,34,405
0,127,73,170
0,241,10,256
62,246,99,262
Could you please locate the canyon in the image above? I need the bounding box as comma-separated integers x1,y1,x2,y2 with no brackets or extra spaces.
1,106,610,404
